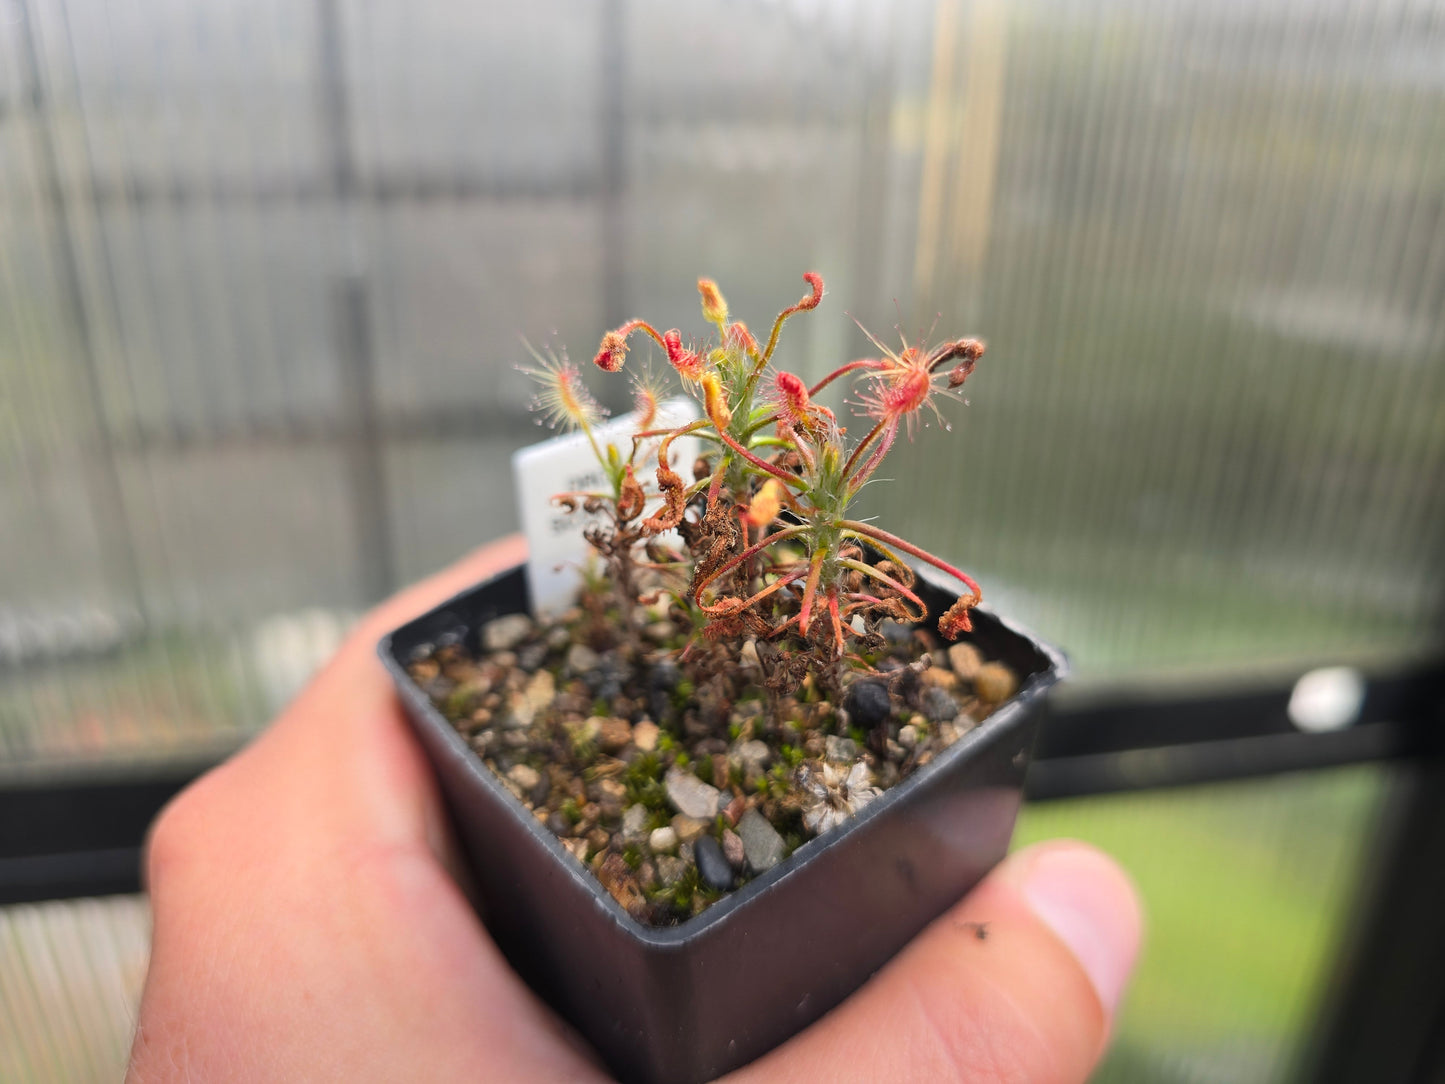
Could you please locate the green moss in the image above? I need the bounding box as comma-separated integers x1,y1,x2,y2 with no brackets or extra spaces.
695,757,714,785
666,865,702,910
672,679,695,709
624,753,668,811
560,798,583,825
626,751,660,786
442,684,480,720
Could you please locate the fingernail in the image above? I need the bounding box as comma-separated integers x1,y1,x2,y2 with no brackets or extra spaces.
1016,845,1141,1014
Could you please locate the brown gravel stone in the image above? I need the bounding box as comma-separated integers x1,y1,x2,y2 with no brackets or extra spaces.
595,716,633,753
947,642,983,679
671,815,708,844
632,719,660,751
597,853,648,917
974,662,1018,704
595,778,628,808
561,837,589,862
507,764,540,791
724,794,747,826
721,829,745,870
922,667,960,691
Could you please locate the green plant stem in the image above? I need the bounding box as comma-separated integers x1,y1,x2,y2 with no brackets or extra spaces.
840,521,982,594
715,428,808,490
841,418,891,481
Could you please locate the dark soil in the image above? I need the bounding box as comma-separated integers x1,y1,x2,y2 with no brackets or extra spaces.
406,593,1018,927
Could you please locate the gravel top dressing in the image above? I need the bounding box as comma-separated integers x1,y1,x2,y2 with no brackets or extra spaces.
406,590,1018,927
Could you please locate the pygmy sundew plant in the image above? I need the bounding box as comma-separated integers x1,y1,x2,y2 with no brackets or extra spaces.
529,272,986,698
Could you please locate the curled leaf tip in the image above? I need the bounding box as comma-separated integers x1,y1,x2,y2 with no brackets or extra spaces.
779,273,825,321
938,592,980,640
594,329,628,372
642,461,686,535
662,329,704,381
945,339,985,388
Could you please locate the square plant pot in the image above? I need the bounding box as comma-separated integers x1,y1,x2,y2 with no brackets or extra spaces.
379,560,1065,1084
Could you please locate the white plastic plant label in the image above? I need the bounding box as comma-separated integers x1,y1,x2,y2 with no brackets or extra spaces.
513,396,700,616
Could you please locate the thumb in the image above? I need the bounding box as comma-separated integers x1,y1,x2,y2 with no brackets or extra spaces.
726,841,1142,1084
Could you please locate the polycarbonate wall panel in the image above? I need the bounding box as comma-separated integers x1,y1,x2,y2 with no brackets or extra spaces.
2,2,1442,1082
868,0,1445,676
3,0,1442,759
0,895,149,1084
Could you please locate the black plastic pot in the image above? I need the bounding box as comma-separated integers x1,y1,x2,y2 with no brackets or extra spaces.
379,561,1065,1084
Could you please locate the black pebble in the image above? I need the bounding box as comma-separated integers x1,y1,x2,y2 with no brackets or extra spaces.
589,652,628,703
649,659,682,721
650,659,682,691
921,686,958,723
516,642,548,671
844,680,892,728
694,836,734,891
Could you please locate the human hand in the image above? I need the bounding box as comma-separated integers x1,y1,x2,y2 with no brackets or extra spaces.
128,536,1142,1083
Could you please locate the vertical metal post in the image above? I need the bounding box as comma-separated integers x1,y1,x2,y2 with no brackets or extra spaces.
333,274,394,603
1303,758,1445,1083
316,0,358,202
316,0,395,603
16,0,147,623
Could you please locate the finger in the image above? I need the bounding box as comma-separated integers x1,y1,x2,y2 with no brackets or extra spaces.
221,533,529,860
136,534,609,1080
153,531,530,904
727,841,1142,1084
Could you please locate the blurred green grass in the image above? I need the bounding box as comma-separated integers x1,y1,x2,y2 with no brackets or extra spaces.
1015,766,1387,1082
